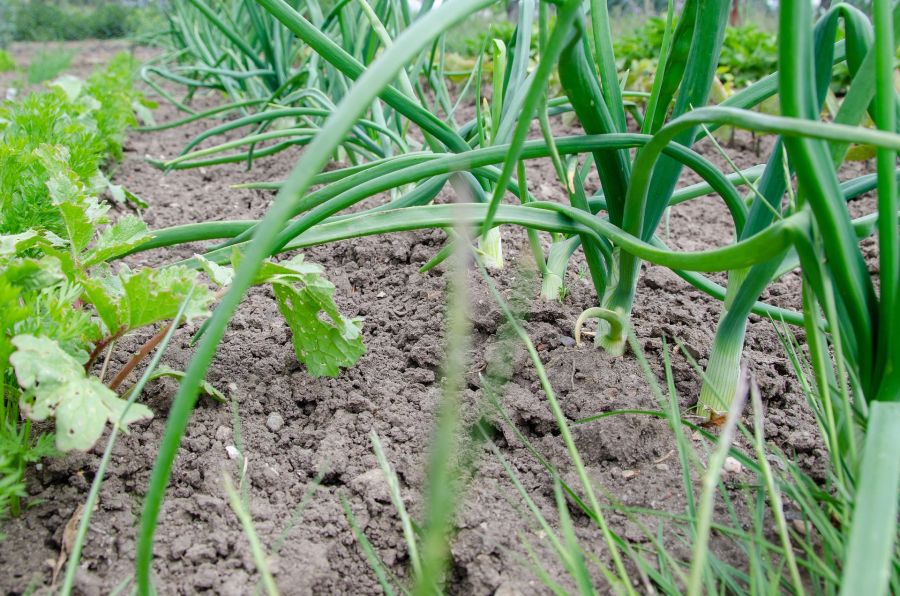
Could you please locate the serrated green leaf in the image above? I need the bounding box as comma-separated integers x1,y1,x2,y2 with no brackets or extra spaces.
121,266,212,329
0,231,40,257
32,144,108,253
47,173,91,208
132,100,156,127
55,200,98,254
227,252,364,376
274,283,365,377
195,253,234,287
47,378,115,451
17,283,98,363
268,256,364,377
2,256,65,292
80,269,124,333
0,278,27,372
10,335,84,388
256,257,323,282
231,248,322,284
50,75,85,102
35,145,80,201
107,182,149,209
81,265,213,332
83,215,149,267
9,335,152,451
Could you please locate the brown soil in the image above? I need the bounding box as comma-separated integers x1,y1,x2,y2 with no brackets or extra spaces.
0,42,877,595
0,40,155,93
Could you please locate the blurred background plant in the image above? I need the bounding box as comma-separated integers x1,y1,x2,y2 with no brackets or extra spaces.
0,50,15,73
25,48,75,84
0,1,14,48
613,17,779,92
1,0,167,43
439,0,896,98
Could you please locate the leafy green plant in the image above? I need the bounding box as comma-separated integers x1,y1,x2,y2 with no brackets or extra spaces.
0,50,15,73
613,17,778,92
26,49,74,85
84,53,157,159
1,61,152,236
8,0,145,42
718,22,778,88
0,1,13,48
0,54,363,527
0,392,56,521
85,3,139,40
443,9,518,57
59,284,197,594
0,143,209,507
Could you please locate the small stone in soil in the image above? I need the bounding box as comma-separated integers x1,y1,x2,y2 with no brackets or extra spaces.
266,412,285,432
225,445,240,460
214,425,231,441
723,457,743,474
559,335,576,347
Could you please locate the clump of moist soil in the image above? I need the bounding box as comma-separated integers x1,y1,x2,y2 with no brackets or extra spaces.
1,44,874,595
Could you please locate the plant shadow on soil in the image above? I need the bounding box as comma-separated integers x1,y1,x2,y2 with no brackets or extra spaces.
0,42,878,595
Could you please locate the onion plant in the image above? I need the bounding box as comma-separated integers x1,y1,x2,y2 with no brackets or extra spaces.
143,0,473,170
128,0,900,592
699,1,900,415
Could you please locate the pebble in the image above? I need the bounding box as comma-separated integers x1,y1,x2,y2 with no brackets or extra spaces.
266,412,285,432
622,469,638,480
261,463,280,484
225,445,240,460
214,425,231,441
559,335,576,347
723,456,743,474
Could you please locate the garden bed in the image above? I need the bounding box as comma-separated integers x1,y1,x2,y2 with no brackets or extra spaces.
0,41,878,594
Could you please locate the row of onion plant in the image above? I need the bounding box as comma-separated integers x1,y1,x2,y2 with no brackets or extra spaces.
141,0,474,172
126,0,899,592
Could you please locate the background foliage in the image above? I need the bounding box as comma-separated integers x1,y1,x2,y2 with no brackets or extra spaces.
1,0,164,44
